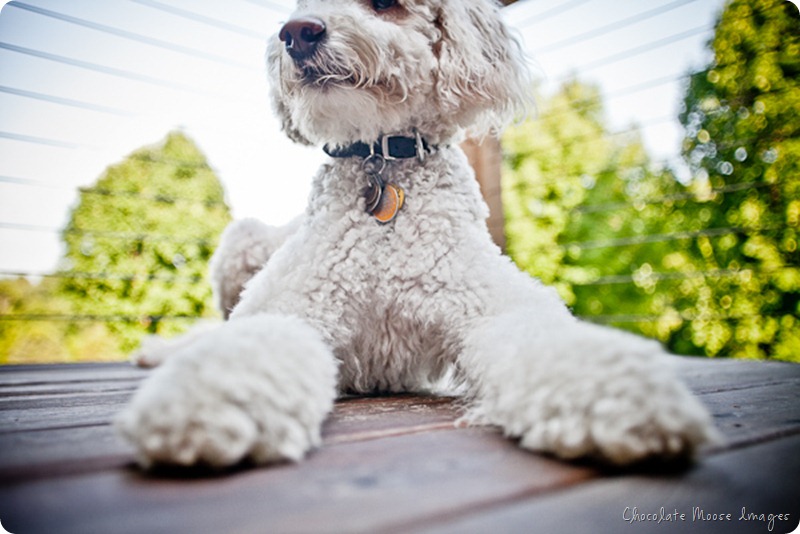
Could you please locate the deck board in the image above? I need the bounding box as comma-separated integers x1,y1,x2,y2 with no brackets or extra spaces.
416,434,800,534
1,357,799,533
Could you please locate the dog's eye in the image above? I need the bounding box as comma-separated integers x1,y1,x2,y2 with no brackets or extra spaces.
372,0,397,11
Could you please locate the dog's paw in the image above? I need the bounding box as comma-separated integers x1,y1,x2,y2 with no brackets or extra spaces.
463,314,720,466
116,314,338,468
517,374,720,466
130,321,220,368
129,335,175,368
116,373,259,467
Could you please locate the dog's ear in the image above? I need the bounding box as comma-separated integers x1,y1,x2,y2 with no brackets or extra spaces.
434,0,532,138
267,38,315,146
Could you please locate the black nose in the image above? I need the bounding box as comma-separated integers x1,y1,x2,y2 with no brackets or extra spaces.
279,17,326,60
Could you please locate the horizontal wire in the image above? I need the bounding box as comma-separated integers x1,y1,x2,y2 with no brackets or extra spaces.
0,85,134,116
129,0,268,40
561,226,779,251
541,78,797,135
74,187,227,207
547,0,794,87
0,313,202,323
583,312,789,325
517,0,593,28
0,130,93,150
0,42,211,95
535,0,788,58
536,0,699,54
240,0,292,14
574,265,797,287
574,181,775,215
0,176,56,188
7,2,254,70
541,71,689,120
0,151,223,210
0,176,227,209
0,222,216,246
509,114,677,157
575,24,713,75
0,269,205,283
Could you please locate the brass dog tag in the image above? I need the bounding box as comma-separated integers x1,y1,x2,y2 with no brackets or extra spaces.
361,153,405,224
372,182,405,224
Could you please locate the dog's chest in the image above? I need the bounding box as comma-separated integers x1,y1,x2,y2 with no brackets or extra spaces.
268,152,491,392
304,203,479,393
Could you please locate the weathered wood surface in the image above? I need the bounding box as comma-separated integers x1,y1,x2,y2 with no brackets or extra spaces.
0,357,798,534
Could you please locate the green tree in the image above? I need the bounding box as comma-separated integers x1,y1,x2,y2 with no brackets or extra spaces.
58,131,232,355
503,0,799,363
677,0,799,359
503,79,688,331
0,277,123,364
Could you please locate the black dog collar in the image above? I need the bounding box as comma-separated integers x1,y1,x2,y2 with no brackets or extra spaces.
323,133,435,162
321,133,437,224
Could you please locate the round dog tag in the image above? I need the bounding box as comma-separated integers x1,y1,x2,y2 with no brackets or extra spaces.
364,175,383,214
372,183,404,224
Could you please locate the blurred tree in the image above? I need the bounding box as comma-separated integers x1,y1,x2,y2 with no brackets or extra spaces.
503,79,688,329
677,0,799,359
504,1,799,362
58,131,232,356
0,277,123,364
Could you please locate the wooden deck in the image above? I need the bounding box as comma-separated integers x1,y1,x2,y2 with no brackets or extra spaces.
0,357,798,534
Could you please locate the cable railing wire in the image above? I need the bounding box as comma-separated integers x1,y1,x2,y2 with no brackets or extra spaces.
574,180,776,215
0,42,211,95
0,313,201,323
561,225,779,252
586,312,778,325
0,269,205,283
535,0,700,54
574,265,797,287
240,0,293,14
0,130,91,150
0,85,134,116
0,222,217,246
517,0,593,28
575,24,713,75
6,2,255,70
129,0,269,40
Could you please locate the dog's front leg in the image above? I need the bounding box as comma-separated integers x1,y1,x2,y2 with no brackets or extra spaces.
211,216,304,319
459,310,719,466
130,216,305,369
116,313,337,468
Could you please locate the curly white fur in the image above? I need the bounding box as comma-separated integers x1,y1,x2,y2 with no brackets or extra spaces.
117,0,718,468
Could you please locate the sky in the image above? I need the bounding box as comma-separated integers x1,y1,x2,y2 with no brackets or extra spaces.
0,0,733,275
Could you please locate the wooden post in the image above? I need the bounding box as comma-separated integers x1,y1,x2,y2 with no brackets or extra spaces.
462,137,506,251
459,1,516,251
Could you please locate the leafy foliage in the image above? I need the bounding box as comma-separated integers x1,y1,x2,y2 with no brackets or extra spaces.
0,132,231,363
676,0,799,359
503,0,799,361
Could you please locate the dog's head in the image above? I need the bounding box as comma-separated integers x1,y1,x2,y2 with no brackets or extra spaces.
267,0,531,147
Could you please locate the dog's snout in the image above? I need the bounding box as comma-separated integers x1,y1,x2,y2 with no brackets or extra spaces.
279,17,326,60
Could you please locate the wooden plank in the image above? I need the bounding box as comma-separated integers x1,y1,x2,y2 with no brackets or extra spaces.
700,381,800,449
0,428,597,534
0,362,148,387
413,434,800,534
0,358,797,533
674,357,800,394
0,393,133,433
1,358,798,481
0,395,463,482
324,395,461,444
0,425,136,483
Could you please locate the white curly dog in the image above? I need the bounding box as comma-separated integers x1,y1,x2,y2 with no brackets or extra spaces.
117,0,718,468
